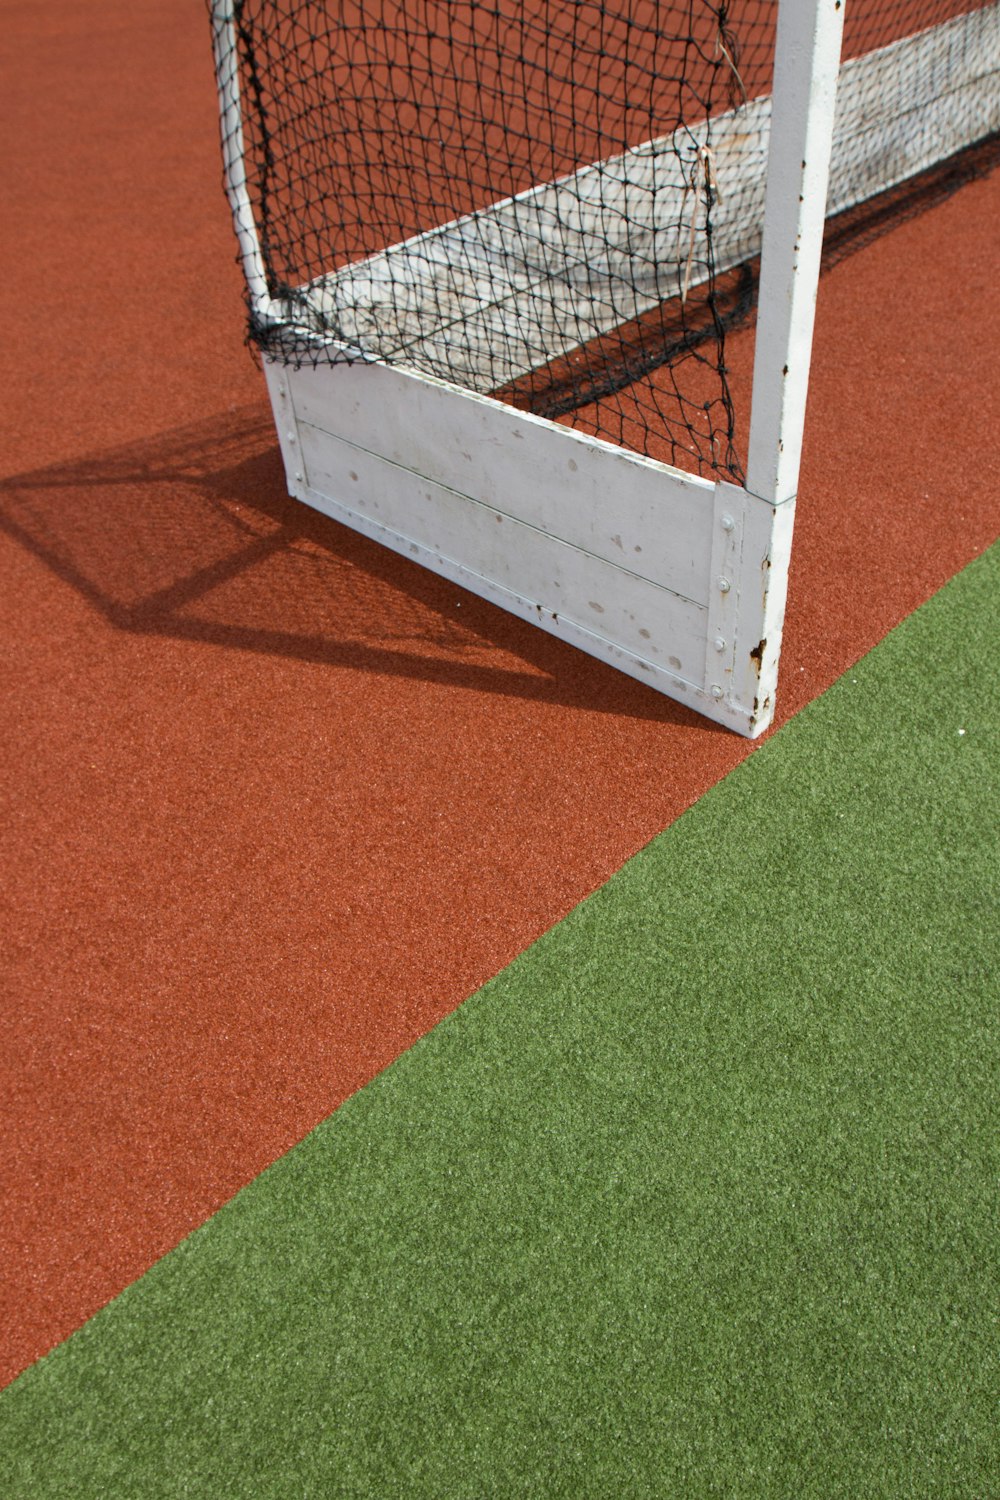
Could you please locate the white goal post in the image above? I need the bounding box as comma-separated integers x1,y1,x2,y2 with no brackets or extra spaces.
210,0,997,735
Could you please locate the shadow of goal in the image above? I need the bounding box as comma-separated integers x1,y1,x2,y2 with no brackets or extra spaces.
209,0,999,734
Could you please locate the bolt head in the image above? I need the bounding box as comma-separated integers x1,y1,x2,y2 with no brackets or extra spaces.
714,636,726,652
710,684,724,700
717,576,731,594
721,513,735,531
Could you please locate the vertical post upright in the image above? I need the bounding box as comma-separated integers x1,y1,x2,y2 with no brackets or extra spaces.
210,0,283,325
731,0,845,735
747,0,845,504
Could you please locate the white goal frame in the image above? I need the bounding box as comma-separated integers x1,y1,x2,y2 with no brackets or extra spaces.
210,0,997,735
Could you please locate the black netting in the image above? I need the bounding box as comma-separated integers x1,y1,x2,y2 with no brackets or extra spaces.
212,0,999,481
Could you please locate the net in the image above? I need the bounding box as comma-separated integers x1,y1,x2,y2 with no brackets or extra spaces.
212,0,1000,481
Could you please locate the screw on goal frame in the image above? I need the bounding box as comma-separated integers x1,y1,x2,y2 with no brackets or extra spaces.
209,0,997,735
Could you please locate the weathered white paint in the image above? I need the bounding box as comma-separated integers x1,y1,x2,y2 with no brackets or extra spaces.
298,100,768,390
286,356,716,606
264,352,799,735
715,481,798,725
827,7,1000,220
298,422,712,675
746,0,845,506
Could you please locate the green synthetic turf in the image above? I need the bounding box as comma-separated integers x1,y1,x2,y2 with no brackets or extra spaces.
2,546,998,1499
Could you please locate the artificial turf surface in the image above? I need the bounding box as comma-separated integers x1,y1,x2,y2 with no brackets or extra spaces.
2,541,997,1497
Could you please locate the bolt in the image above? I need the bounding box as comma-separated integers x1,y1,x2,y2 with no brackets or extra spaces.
287,430,297,444
711,684,724,700
721,513,735,532
717,576,731,594
714,636,726,652
293,471,303,483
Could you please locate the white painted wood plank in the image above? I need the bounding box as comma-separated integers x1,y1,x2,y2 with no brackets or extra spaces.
264,356,767,730
829,5,1000,221
285,357,716,607
300,100,770,382
387,271,656,393
298,238,536,353
295,420,712,684
293,6,998,391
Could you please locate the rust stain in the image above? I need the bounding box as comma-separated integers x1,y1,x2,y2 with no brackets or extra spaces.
750,638,766,674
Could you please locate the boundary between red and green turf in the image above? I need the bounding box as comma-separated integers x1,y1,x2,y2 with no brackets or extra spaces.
1,543,997,1498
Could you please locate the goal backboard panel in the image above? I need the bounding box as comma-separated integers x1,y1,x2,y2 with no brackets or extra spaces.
265,353,793,733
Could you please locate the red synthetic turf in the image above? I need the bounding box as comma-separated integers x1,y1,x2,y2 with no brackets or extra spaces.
1,0,998,1388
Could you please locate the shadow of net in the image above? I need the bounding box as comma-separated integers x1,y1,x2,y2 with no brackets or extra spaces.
0,405,703,720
